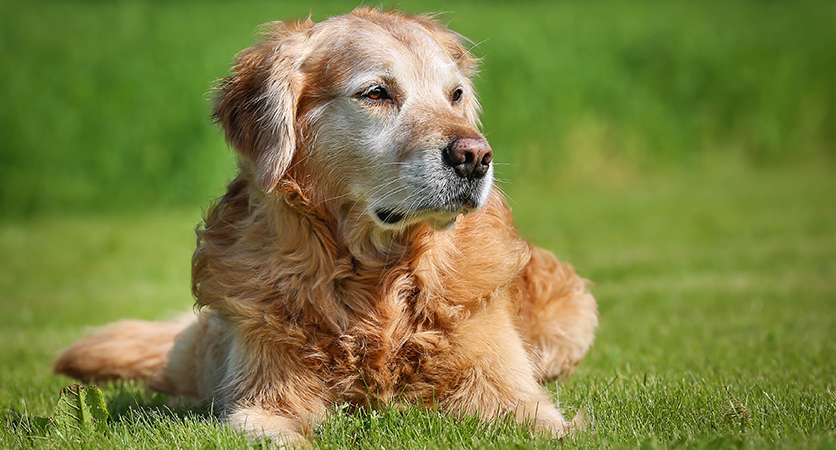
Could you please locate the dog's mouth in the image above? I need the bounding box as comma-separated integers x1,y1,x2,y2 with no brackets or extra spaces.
370,182,489,231
373,207,460,231
375,208,405,225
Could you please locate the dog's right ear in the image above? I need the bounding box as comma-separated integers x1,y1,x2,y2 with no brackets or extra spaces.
212,21,312,192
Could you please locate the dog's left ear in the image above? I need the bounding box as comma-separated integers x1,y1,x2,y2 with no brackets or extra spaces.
213,21,312,192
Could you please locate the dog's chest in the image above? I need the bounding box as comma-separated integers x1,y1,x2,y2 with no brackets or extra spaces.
307,310,455,406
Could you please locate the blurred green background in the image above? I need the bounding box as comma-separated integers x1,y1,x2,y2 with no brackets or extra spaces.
1,0,835,448
2,0,834,215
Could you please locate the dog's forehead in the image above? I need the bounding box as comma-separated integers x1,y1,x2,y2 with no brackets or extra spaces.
311,17,464,91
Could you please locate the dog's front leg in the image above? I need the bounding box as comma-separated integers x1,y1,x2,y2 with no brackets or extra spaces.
441,297,583,437
226,404,314,446
216,327,330,446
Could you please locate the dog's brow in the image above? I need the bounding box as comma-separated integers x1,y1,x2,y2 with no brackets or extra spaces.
347,72,398,94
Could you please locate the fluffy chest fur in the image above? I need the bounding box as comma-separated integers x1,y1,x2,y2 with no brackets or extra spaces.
191,176,531,410
297,288,456,407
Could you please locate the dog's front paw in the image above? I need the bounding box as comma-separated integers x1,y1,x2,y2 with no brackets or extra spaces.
548,408,590,439
531,406,589,439
227,406,307,447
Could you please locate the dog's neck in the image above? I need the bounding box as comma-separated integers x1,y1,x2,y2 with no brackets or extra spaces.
192,174,528,333
273,177,421,257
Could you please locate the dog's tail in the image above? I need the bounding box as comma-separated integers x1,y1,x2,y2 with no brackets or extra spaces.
54,319,189,384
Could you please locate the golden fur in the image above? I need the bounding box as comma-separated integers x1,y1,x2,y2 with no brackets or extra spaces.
54,8,598,445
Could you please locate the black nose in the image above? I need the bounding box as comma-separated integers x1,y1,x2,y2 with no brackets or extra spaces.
443,138,493,179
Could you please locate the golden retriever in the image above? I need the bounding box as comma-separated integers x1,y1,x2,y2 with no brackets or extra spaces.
54,7,598,445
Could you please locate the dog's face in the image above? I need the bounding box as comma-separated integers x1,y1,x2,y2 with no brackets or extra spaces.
214,9,492,231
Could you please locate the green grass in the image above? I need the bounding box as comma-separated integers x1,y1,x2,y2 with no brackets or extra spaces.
2,167,834,449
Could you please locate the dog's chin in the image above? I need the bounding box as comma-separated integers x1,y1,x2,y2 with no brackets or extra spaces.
372,208,461,231
425,215,459,231
370,181,492,232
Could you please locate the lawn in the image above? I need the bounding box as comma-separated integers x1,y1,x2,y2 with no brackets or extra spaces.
1,0,835,448
2,167,834,449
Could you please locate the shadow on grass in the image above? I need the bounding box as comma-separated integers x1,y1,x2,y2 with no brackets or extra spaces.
102,380,214,423
1,381,223,449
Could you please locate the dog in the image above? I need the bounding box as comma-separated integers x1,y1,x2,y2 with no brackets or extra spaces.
54,8,598,444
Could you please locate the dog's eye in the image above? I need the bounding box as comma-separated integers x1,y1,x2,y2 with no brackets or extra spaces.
363,86,391,101
451,87,463,103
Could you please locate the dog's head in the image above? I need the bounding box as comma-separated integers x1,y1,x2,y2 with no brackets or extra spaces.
214,8,491,231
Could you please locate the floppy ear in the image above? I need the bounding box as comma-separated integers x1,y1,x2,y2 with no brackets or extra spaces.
212,22,311,192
